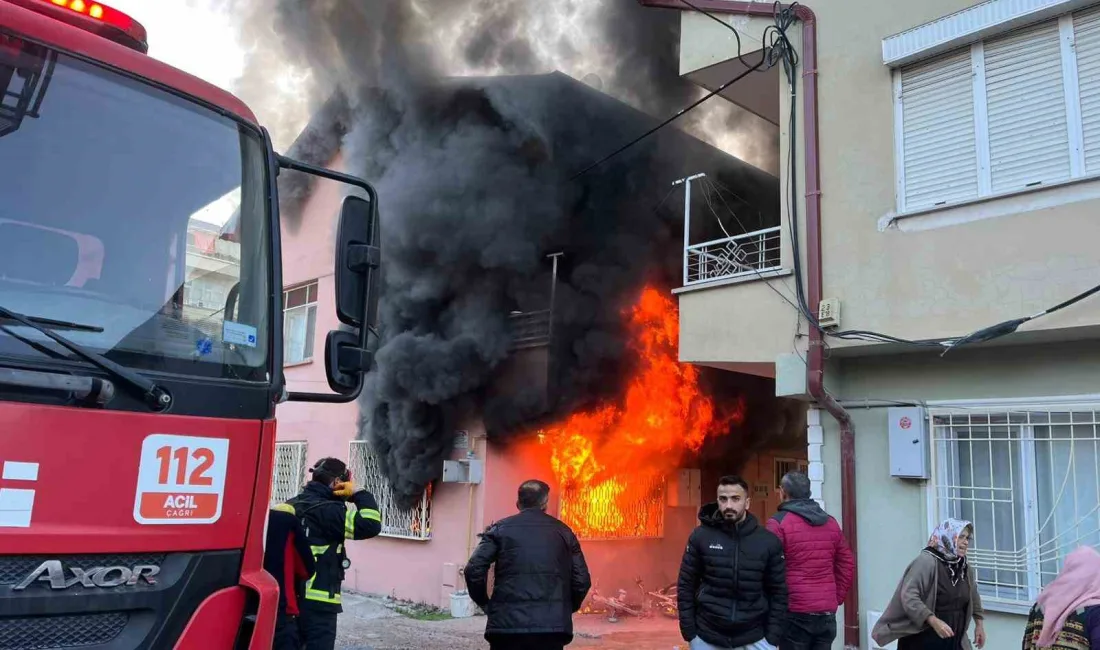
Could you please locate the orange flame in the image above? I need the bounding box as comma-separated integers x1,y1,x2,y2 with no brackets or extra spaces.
538,286,744,538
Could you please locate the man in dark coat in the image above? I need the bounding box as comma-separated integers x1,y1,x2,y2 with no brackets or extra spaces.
465,479,592,650
677,475,787,650
766,470,854,650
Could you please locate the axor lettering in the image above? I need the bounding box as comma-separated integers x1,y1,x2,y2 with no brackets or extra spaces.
12,560,160,590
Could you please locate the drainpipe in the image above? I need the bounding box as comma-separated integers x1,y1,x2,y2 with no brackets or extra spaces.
792,9,862,650
637,2,860,646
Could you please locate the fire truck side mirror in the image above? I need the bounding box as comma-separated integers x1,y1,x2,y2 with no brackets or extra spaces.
334,195,380,330
278,153,381,403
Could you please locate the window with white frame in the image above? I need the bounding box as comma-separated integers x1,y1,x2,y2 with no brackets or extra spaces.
348,440,432,540
271,441,308,506
930,401,1100,608
895,6,1100,213
283,281,317,365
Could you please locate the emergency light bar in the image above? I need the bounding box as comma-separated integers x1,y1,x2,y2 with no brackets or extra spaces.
11,0,148,53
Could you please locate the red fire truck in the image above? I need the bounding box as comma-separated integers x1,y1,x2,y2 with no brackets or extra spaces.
0,1,381,647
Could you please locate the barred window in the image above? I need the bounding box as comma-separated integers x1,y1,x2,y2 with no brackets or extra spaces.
271,441,307,506
348,441,431,540
930,401,1100,608
774,458,808,488
558,473,666,541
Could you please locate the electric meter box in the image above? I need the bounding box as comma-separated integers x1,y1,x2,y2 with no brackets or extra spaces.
442,459,484,484
888,406,929,479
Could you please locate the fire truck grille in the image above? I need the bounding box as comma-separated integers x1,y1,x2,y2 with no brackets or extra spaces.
0,554,166,585
0,612,128,650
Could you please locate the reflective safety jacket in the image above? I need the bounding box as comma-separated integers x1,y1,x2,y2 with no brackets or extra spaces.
285,481,382,611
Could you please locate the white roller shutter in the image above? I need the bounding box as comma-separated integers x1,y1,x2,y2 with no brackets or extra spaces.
984,21,1071,193
1074,6,1100,174
899,50,979,212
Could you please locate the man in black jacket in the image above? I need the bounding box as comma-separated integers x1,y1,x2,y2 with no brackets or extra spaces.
285,457,382,650
465,479,592,650
677,475,787,650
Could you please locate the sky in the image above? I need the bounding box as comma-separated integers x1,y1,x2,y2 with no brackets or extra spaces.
97,0,774,170
108,0,243,92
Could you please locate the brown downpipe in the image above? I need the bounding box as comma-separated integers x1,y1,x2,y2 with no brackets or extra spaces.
638,2,860,646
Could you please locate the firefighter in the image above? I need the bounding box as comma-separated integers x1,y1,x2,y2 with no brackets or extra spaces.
285,457,382,650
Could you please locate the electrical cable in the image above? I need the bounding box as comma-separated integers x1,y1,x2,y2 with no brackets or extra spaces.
570,61,766,180
569,0,802,180
941,282,1100,354
676,0,759,70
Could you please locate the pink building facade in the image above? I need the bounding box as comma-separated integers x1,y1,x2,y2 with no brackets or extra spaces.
272,152,807,609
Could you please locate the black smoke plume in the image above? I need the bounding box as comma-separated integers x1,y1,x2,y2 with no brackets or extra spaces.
244,1,779,508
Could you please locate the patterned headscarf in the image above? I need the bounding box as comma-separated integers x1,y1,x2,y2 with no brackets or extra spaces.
923,518,973,586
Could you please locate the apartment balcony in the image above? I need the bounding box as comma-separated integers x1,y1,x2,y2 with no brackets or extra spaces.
672,175,794,379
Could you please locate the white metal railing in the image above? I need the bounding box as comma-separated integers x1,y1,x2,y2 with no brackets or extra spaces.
348,440,431,540
271,441,308,506
929,403,1100,605
685,226,783,285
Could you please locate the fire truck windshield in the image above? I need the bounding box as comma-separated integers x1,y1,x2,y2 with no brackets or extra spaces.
0,36,271,383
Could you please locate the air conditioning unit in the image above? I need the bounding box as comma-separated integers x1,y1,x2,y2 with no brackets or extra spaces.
867,610,898,649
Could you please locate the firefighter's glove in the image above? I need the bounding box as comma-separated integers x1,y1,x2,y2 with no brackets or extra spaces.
332,481,357,499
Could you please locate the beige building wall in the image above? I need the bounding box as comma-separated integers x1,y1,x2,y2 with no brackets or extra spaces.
675,0,1100,371
820,340,1100,649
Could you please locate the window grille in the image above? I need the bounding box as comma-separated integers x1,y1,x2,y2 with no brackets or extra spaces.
773,458,809,488
894,6,1100,212
929,402,1100,606
559,473,666,541
271,441,307,506
347,440,431,540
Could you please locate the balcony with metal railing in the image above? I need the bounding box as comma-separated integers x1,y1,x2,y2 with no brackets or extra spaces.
684,226,782,286
673,172,793,369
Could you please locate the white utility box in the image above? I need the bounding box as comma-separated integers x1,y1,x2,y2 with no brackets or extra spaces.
888,406,929,479
775,352,808,398
442,458,484,484
450,591,477,618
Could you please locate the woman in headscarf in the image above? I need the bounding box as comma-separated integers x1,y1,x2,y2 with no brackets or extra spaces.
1021,545,1100,649
871,518,985,649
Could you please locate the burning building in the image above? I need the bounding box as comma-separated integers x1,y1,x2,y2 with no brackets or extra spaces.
272,69,808,613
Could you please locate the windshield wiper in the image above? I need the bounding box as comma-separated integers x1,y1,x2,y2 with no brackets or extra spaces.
0,314,104,333
0,305,170,410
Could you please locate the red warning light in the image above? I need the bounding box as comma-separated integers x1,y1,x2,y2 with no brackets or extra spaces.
21,0,149,53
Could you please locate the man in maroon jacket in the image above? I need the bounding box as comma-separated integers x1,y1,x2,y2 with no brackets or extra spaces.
765,471,854,650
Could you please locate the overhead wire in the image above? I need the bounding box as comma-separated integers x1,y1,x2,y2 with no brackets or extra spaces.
569,0,796,180
569,61,767,180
